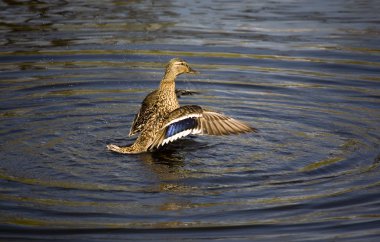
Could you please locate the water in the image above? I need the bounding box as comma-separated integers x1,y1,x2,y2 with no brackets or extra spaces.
1,0,380,241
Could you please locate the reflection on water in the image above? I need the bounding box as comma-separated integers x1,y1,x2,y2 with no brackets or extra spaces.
1,0,380,241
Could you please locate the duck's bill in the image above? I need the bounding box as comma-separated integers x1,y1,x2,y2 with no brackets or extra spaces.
188,67,199,74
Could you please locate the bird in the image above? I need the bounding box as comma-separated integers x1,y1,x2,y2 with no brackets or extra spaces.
107,58,256,154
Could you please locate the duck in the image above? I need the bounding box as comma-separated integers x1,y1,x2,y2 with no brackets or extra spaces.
107,58,256,154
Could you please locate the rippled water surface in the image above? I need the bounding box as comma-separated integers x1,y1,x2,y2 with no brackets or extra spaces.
1,0,380,241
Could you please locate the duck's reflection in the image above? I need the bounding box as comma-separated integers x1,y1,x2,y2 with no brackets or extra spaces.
138,139,208,191
137,139,217,214
139,143,187,181
138,143,190,212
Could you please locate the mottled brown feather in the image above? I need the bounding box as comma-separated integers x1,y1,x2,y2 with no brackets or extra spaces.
149,105,256,150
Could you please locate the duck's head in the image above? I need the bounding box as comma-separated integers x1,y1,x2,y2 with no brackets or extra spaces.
165,58,198,76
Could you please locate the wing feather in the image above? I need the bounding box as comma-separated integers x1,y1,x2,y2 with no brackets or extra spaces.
129,90,158,136
149,105,256,150
201,111,254,135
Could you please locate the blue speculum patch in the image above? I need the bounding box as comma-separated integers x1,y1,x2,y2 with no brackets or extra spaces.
165,117,198,138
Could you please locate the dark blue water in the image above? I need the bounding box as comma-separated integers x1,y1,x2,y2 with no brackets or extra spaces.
1,0,380,241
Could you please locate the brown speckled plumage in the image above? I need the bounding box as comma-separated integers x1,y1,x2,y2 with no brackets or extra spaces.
107,58,256,154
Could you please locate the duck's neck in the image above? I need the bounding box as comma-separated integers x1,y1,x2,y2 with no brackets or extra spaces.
159,71,177,92
158,71,179,109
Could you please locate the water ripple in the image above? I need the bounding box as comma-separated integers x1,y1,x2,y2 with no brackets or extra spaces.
1,0,380,241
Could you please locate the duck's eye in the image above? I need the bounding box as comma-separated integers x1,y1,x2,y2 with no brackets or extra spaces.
174,61,186,67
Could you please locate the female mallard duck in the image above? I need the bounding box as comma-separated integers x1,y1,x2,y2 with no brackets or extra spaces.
107,58,256,154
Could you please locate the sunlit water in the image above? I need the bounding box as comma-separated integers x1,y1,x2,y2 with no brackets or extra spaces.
1,0,380,241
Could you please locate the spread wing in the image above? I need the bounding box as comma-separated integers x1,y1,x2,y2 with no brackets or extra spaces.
129,90,158,136
175,89,199,98
129,89,198,136
149,105,256,150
